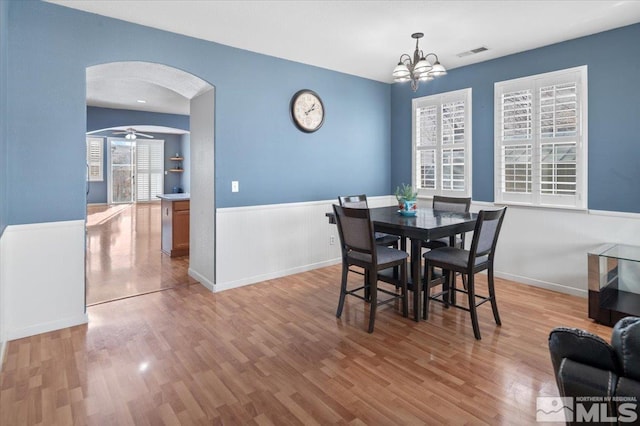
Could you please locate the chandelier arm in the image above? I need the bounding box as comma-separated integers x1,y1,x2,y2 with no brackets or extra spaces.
424,53,439,62
399,53,412,64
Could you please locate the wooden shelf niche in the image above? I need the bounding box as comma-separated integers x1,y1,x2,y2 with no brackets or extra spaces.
169,155,184,173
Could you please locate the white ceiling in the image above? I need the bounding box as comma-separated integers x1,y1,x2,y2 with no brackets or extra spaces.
49,0,640,115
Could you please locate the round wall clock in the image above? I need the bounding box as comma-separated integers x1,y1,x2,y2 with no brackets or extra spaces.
290,89,325,133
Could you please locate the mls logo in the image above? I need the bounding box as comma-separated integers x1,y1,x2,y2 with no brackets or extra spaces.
537,397,574,422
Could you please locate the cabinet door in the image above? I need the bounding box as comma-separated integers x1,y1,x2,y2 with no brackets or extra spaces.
173,210,190,249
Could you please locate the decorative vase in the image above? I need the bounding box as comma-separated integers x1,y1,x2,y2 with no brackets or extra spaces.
404,200,417,212
399,199,417,216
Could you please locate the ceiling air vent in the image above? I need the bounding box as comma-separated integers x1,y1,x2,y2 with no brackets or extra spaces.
456,46,488,58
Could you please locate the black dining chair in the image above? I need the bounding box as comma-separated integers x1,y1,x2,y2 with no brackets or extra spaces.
333,205,408,333
422,196,472,250
422,207,507,340
422,196,472,293
339,194,403,296
339,194,400,248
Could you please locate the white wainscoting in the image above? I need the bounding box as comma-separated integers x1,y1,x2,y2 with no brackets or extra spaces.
464,201,640,297
214,196,395,292
218,197,640,298
0,229,5,365
0,220,88,341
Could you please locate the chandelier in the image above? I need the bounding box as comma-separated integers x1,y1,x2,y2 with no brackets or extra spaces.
392,32,447,92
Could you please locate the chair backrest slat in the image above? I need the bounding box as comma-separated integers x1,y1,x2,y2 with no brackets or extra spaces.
333,205,375,255
469,207,507,261
432,196,471,213
339,194,368,209
476,218,499,255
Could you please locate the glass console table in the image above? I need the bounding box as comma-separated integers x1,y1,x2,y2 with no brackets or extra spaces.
588,244,640,326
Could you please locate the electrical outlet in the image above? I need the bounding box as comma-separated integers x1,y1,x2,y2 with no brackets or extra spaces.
329,236,336,245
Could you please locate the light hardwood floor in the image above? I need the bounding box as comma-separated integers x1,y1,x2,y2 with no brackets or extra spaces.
86,203,196,305
1,260,610,424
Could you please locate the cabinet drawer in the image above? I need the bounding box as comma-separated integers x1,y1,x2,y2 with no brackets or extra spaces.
173,200,190,211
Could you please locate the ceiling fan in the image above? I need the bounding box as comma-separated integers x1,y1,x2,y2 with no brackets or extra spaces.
112,127,153,140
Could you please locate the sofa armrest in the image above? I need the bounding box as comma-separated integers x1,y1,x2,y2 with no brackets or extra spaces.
611,317,640,382
556,358,619,398
549,327,620,375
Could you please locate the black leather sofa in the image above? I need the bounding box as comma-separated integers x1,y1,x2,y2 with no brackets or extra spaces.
548,317,640,425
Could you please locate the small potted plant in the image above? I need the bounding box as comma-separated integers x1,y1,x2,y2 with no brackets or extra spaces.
394,183,418,215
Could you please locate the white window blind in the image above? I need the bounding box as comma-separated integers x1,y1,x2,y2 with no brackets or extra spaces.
135,139,164,202
412,88,472,197
86,137,103,182
494,66,587,209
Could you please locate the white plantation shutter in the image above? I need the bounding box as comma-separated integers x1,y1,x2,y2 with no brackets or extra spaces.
135,139,164,202
539,82,578,201
500,88,533,202
502,144,532,194
442,148,465,191
442,101,465,145
86,137,103,182
415,105,437,190
412,88,471,197
495,66,587,209
502,90,532,141
136,143,149,202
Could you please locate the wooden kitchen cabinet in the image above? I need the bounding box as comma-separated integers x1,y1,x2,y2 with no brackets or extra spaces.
161,198,190,257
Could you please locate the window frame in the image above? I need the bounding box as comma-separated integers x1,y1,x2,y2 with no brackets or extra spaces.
411,88,472,198
494,66,588,210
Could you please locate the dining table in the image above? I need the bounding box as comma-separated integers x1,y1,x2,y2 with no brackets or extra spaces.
328,205,478,321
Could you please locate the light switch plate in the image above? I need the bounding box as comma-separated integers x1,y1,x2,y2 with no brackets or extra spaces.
231,181,239,192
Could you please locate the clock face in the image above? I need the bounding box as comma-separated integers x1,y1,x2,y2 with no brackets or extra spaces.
291,90,324,132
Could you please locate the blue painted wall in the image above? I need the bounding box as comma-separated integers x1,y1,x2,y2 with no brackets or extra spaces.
87,106,189,133
5,1,390,226
391,23,640,213
0,0,8,236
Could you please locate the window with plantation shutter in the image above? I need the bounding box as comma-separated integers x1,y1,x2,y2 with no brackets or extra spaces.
86,137,104,182
412,88,472,197
135,139,164,202
494,66,587,209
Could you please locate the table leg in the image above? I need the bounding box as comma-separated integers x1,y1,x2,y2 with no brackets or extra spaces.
410,238,422,321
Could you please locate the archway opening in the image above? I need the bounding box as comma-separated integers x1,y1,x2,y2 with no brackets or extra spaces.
85,61,215,305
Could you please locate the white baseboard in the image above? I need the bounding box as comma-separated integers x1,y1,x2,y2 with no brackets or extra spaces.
188,267,215,291
6,314,88,341
214,258,341,292
495,271,587,298
0,339,6,369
